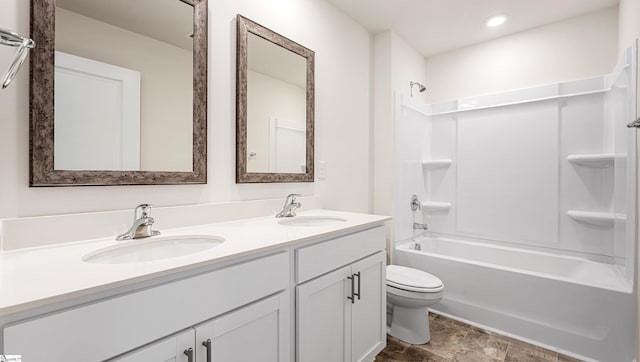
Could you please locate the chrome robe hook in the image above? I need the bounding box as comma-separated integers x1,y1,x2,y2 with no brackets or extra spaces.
0,28,35,89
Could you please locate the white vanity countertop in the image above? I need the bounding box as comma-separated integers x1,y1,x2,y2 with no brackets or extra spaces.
0,209,389,317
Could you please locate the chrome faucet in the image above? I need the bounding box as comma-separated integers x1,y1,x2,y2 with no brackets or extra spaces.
276,193,302,218
116,204,161,240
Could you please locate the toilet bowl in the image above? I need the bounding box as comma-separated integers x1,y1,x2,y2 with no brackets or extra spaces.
386,265,444,344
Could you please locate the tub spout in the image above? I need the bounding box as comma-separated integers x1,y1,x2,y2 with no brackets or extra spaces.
413,222,428,230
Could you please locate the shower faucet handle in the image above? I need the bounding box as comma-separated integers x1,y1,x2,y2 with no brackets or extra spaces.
411,194,422,212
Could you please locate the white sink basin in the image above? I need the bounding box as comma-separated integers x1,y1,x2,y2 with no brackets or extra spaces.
83,235,224,264
277,216,347,227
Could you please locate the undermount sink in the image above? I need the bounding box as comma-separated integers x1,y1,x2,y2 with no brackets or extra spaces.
277,216,347,227
82,235,224,264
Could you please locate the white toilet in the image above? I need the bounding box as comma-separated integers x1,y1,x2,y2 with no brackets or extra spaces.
386,265,444,344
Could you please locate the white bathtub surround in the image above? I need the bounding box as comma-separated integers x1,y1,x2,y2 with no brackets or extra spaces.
393,46,637,362
395,46,637,265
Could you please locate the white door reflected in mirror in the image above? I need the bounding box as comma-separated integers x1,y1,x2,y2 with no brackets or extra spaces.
246,33,307,174
54,0,193,172
54,51,141,171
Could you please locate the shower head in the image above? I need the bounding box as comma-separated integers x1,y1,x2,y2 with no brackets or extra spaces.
410,81,426,96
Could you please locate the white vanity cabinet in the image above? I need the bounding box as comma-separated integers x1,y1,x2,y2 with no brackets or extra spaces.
296,226,386,362
193,292,289,362
113,292,289,362
1,218,389,362
2,252,290,362
111,329,195,362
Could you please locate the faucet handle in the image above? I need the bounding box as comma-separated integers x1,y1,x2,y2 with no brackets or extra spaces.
283,193,302,207
134,204,153,219
286,193,301,201
411,195,422,211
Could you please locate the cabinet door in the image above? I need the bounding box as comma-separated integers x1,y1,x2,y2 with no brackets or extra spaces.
194,292,290,362
111,329,194,362
351,252,386,362
297,265,353,362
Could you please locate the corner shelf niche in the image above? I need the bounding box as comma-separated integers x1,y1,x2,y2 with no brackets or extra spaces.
567,154,620,168
422,159,452,169
422,202,452,212
566,210,626,227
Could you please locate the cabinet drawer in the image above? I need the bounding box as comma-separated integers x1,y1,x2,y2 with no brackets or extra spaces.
296,226,385,283
3,252,289,362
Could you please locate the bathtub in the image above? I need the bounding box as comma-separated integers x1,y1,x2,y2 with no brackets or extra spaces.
394,237,637,362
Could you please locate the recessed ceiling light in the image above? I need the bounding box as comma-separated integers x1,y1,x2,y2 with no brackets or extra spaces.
486,14,507,28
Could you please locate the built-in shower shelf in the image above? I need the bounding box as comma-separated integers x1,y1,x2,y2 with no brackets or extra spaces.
567,210,626,227
422,202,452,211
567,154,618,167
422,159,452,169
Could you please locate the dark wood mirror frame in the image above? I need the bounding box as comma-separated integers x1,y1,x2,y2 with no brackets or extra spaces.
236,15,315,183
29,0,208,186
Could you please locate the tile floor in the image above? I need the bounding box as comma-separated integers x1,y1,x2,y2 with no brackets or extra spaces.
375,313,583,362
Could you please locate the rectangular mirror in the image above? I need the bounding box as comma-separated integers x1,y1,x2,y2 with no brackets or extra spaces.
30,0,208,186
236,15,314,183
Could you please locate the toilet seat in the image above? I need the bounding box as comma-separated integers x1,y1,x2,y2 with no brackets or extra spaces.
386,265,443,293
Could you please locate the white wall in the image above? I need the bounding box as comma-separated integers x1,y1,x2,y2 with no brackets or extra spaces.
618,0,640,359
373,31,427,217
425,7,619,103
246,70,306,172
0,0,372,219
373,31,427,255
389,33,428,102
373,31,392,218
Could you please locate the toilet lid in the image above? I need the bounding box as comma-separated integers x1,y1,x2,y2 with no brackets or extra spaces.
386,265,443,291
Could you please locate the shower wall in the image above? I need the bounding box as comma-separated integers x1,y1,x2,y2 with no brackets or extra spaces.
395,46,637,275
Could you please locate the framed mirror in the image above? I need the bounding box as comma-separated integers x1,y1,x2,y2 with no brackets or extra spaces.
236,15,314,183
29,0,207,186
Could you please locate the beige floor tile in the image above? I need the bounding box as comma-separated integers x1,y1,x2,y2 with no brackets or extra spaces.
376,335,410,360
504,344,558,362
400,346,452,362
378,314,583,362
415,317,468,359
557,354,584,362
456,328,508,361
500,337,558,360
453,347,504,362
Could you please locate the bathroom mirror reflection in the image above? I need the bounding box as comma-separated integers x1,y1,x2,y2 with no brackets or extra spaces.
29,0,208,186
55,0,193,172
236,15,315,183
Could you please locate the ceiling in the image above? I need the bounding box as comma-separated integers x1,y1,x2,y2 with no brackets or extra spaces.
57,0,193,52
325,0,619,57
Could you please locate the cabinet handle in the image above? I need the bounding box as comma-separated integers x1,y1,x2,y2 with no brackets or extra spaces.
354,272,361,300
202,339,212,362
347,275,355,304
184,347,194,362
